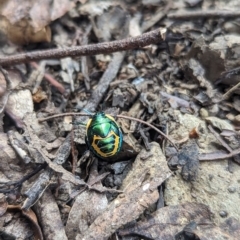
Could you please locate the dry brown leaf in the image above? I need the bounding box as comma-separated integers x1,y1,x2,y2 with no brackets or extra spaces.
178,140,199,181
95,6,129,41
0,209,35,239
160,91,190,109
7,89,34,119
79,1,116,17
0,193,8,216
192,222,240,240
33,189,68,240
119,202,212,239
0,71,6,97
129,13,141,37
41,137,65,151
7,89,56,142
0,72,8,131
0,0,74,44
76,142,172,239
0,132,23,182
66,160,108,239
192,228,234,240
24,124,86,187
187,36,225,83
22,209,43,240
6,204,43,240
24,113,57,142
186,58,215,99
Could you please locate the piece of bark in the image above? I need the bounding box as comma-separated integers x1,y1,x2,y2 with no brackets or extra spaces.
33,189,68,240
66,159,108,239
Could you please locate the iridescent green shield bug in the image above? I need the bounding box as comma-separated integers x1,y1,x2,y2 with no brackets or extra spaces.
38,111,177,161
85,112,123,160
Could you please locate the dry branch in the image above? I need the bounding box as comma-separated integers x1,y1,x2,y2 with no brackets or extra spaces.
0,28,166,66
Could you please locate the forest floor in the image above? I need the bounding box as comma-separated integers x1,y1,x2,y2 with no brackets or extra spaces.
0,0,240,239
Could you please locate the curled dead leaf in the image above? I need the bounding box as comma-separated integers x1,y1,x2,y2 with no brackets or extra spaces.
7,204,43,240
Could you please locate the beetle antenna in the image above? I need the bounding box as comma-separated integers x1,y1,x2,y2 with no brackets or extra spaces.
83,109,94,115
38,112,177,150
38,113,91,122
116,114,178,150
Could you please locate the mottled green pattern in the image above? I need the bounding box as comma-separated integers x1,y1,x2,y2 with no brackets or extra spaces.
86,112,123,159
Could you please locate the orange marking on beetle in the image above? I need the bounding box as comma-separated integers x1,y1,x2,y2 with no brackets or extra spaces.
91,130,120,158
86,118,92,132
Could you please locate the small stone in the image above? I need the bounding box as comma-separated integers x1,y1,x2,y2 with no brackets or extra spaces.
191,193,197,198
233,97,240,112
111,161,130,174
208,174,214,181
199,108,209,118
226,113,235,121
234,115,240,125
219,210,228,218
228,186,236,193
223,22,240,34
208,104,219,116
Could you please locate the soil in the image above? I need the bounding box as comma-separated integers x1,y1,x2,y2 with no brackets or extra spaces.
0,0,240,239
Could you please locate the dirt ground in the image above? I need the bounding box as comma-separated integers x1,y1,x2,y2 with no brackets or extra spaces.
0,0,240,239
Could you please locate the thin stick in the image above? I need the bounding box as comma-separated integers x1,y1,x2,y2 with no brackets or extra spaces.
38,113,90,122
38,112,177,149
168,10,240,20
117,114,177,149
199,148,240,161
0,28,166,66
222,81,240,100
30,61,65,94
208,125,232,153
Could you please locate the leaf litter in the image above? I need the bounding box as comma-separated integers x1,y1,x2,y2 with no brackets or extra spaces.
1,0,240,239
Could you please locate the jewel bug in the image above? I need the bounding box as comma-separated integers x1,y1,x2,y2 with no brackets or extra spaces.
85,112,123,159
38,111,177,160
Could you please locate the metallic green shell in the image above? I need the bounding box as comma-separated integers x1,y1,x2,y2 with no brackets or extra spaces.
85,112,123,159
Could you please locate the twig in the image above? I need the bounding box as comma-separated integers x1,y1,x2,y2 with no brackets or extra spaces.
222,81,240,100
0,28,166,66
80,25,92,91
117,114,177,149
81,52,125,113
139,128,151,151
160,91,190,108
141,1,173,32
0,66,12,114
71,130,78,174
199,148,240,161
168,10,240,20
38,113,90,122
31,62,65,94
208,125,232,153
